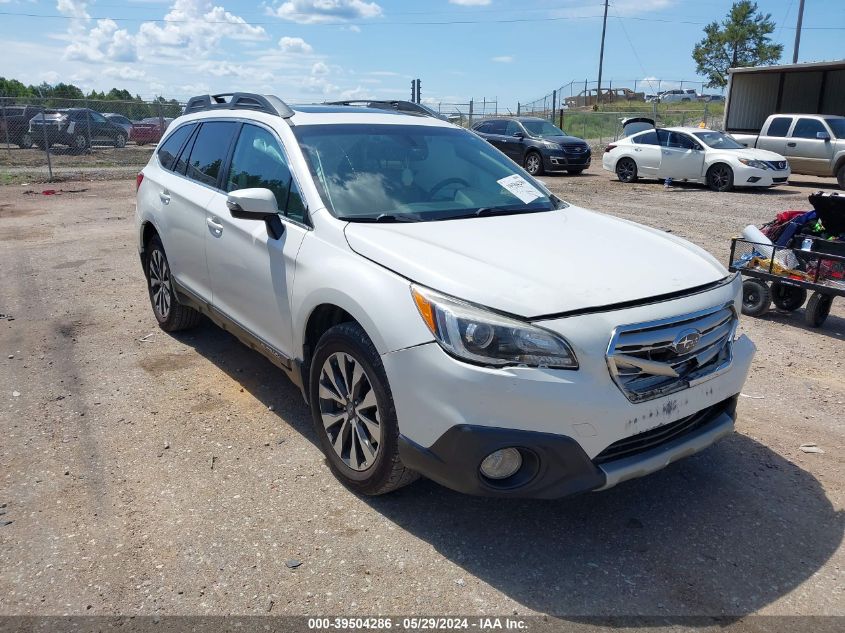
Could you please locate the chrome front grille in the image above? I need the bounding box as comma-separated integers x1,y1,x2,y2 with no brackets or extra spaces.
765,160,788,171
562,143,589,153
606,304,737,403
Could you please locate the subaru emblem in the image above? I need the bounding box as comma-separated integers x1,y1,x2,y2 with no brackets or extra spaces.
671,329,701,355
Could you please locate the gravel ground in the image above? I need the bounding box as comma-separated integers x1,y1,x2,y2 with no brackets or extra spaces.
0,167,843,621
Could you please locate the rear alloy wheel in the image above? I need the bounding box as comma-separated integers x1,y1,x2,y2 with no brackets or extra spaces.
771,281,807,312
524,152,544,176
115,133,127,148
707,163,734,192
741,278,771,317
73,133,89,152
615,157,637,183
18,132,33,149
145,236,201,332
804,292,833,328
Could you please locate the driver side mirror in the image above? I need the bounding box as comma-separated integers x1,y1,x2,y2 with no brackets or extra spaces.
816,131,831,141
512,131,525,139
226,188,285,240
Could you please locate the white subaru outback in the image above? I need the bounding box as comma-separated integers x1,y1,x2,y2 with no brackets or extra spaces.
135,93,755,499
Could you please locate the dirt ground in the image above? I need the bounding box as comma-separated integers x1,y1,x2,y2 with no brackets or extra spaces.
0,167,843,621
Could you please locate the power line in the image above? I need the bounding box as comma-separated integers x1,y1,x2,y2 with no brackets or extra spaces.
0,9,841,29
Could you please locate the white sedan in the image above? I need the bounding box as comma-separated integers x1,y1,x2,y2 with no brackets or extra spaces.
602,125,791,191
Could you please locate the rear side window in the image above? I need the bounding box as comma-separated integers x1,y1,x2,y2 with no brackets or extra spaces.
226,124,306,223
767,117,792,137
185,121,238,188
157,124,195,171
792,118,826,139
633,131,659,145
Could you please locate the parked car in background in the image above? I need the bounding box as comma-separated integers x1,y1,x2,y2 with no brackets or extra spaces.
658,89,699,103
699,94,725,103
135,91,755,499
472,117,591,176
131,117,173,145
731,114,845,189
603,118,790,191
564,88,645,108
29,108,128,151
103,113,134,138
0,103,40,148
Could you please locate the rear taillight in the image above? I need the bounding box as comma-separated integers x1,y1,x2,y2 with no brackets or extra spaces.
605,144,616,153
136,172,144,191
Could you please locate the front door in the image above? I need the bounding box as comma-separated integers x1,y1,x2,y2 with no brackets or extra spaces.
786,118,835,175
205,123,308,361
659,131,706,180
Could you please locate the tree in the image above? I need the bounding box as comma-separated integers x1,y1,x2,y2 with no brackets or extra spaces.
693,1,783,88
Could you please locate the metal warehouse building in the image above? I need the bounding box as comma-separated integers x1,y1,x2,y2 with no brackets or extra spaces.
725,60,845,133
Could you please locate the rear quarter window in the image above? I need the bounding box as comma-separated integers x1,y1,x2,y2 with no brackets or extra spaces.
766,117,792,137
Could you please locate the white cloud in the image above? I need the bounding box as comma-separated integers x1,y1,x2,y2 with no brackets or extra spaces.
449,0,491,5
56,0,89,19
311,61,329,76
491,55,513,63
268,0,382,24
279,36,313,54
103,66,147,81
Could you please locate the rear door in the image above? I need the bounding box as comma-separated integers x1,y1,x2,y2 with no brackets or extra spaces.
786,118,835,175
204,122,308,360
755,116,792,154
629,130,661,176
659,131,706,180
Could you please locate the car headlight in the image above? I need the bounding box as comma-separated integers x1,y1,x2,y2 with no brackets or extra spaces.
541,141,560,149
410,285,578,369
738,158,769,170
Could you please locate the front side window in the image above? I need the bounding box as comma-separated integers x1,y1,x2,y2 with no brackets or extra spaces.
521,120,566,138
184,121,238,187
792,118,826,139
767,117,792,137
664,132,700,150
293,124,561,221
226,124,306,223
157,123,195,171
90,112,107,124
505,120,523,136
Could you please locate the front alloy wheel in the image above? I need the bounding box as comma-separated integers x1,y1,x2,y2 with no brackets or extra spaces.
318,351,382,471
524,152,543,176
707,163,734,192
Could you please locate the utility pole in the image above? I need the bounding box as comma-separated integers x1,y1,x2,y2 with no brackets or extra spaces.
792,0,805,64
596,0,609,107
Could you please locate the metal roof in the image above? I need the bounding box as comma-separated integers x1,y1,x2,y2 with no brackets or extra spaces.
729,60,845,75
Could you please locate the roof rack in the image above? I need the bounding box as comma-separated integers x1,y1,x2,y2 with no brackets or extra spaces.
183,93,295,119
324,99,433,117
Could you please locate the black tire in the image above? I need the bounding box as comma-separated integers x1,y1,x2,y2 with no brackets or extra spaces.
616,157,637,183
567,168,584,175
72,132,89,153
771,282,807,312
114,133,127,148
707,163,734,192
741,278,771,317
17,132,33,149
524,151,544,176
804,292,833,328
309,322,418,496
836,163,845,190
145,235,202,332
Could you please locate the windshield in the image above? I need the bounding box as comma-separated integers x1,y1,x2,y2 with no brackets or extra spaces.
693,131,745,149
292,124,561,221
520,120,567,138
824,118,845,139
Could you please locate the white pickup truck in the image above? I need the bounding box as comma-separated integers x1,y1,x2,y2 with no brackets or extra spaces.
731,114,845,189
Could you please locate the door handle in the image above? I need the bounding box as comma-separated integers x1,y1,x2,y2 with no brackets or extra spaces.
206,217,223,235
634,148,642,152
159,190,170,204
787,142,797,147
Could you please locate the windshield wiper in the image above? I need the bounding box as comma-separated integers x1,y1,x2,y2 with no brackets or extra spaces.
337,213,422,223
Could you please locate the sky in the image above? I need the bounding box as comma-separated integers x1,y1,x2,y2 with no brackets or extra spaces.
0,0,842,110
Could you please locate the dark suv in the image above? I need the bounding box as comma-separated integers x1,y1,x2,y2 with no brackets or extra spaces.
29,108,128,151
471,117,591,176
0,104,40,148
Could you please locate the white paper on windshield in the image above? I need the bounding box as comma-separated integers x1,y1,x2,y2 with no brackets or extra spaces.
497,174,543,204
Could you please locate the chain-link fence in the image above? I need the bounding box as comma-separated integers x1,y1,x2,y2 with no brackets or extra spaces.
0,96,185,181
433,98,502,127
518,79,715,115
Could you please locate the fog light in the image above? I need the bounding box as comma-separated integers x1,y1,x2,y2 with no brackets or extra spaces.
480,448,522,480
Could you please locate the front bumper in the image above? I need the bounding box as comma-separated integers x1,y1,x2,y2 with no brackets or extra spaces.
384,280,755,498
734,165,791,187
544,150,591,172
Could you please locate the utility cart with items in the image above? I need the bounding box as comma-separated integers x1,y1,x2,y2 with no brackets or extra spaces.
730,192,845,328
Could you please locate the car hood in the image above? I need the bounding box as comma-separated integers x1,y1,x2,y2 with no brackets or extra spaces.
731,148,787,162
344,207,727,318
540,135,589,146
